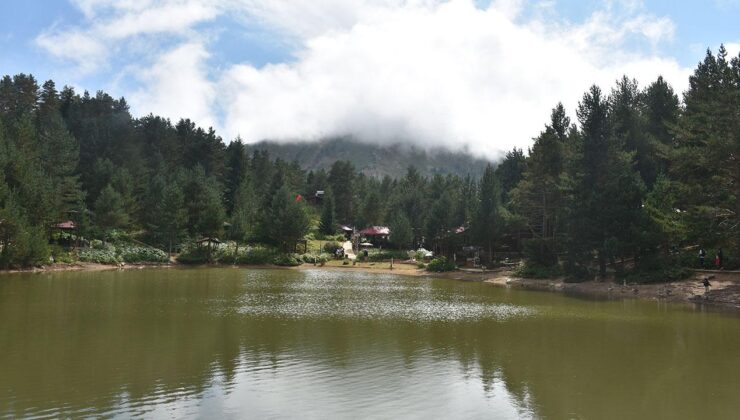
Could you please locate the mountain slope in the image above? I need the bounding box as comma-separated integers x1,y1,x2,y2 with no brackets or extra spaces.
245,138,492,178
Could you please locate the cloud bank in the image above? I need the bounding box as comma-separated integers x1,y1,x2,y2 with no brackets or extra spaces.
37,0,694,158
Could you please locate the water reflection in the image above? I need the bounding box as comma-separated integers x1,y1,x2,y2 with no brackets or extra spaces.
1,268,739,419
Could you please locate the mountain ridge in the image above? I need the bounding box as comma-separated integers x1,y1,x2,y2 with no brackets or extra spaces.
245,137,493,178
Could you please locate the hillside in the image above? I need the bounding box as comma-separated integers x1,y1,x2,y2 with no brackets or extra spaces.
245,138,493,178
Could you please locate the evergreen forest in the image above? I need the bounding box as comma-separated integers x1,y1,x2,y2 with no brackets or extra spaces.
0,46,737,280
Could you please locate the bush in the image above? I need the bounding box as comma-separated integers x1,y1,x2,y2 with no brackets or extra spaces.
119,245,168,263
273,253,303,267
514,263,563,279
322,241,342,254
80,242,169,265
417,262,426,269
426,257,457,273
367,249,408,262
50,245,76,264
79,248,121,264
239,246,278,265
176,246,210,264
617,266,692,284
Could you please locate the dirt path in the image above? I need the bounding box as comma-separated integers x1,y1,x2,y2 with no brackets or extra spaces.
342,241,357,260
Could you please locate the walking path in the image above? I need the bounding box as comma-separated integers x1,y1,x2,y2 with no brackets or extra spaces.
342,241,356,260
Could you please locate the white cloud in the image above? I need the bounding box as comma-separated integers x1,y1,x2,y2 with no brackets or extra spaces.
37,0,693,158
725,42,740,58
218,0,690,157
35,0,222,75
129,42,217,129
35,29,107,74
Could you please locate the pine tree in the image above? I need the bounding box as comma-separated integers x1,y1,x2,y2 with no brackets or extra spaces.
264,184,310,251
389,211,413,250
472,164,504,263
228,177,257,251
328,160,355,223
319,188,336,235
510,106,567,266
94,184,129,240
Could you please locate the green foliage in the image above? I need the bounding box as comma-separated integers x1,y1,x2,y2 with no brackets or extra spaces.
322,241,342,254
300,253,331,265
522,238,559,268
79,243,167,264
388,211,413,249
118,245,168,263
261,184,310,250
319,188,336,235
514,263,563,279
367,249,408,262
94,184,129,235
79,248,121,264
273,253,303,267
176,245,211,265
426,257,457,273
237,246,279,265
617,266,692,285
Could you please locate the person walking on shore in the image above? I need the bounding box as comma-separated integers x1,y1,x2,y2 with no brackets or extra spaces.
718,248,724,269
702,277,712,296
699,248,706,268
715,253,721,269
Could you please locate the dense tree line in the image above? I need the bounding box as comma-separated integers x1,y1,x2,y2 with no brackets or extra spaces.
0,46,736,277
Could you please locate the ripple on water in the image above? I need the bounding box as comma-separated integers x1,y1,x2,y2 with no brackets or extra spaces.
233,270,536,322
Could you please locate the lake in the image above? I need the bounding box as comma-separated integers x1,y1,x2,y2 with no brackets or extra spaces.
1,268,739,419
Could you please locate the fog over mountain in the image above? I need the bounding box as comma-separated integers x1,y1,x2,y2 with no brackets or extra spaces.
246,137,493,178
28,0,704,159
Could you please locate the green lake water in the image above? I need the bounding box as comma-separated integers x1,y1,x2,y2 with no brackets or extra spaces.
1,268,740,419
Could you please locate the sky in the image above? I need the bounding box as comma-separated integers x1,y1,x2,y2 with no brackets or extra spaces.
0,0,738,158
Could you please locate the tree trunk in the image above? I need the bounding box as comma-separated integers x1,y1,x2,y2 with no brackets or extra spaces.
598,249,607,279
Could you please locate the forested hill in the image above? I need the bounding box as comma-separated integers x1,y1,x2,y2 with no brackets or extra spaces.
245,138,492,178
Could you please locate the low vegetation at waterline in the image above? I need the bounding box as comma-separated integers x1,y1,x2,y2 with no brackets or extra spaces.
0,46,736,281
426,257,458,273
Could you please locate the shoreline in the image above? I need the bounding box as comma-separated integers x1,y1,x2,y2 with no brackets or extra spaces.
4,261,740,310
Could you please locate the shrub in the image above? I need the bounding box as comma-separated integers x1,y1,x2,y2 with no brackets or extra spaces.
50,245,76,264
426,257,457,273
239,246,278,265
119,245,168,263
79,248,121,264
273,253,303,267
514,263,563,279
367,249,408,262
416,262,426,269
322,241,342,254
617,266,692,284
176,246,210,265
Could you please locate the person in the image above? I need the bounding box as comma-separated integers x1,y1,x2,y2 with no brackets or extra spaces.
715,253,721,269
699,248,706,268
718,248,724,269
702,277,711,295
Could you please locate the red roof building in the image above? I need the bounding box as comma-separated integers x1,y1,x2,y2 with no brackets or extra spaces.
54,221,77,230
359,226,390,236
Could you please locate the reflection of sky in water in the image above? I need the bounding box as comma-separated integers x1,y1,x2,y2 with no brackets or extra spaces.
4,267,740,420
108,351,535,419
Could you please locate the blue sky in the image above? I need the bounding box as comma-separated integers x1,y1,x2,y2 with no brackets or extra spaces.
0,0,738,155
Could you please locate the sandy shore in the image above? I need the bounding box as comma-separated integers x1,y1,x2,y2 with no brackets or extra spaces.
4,261,739,310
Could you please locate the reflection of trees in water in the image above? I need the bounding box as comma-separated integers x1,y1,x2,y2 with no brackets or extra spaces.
3,269,740,419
